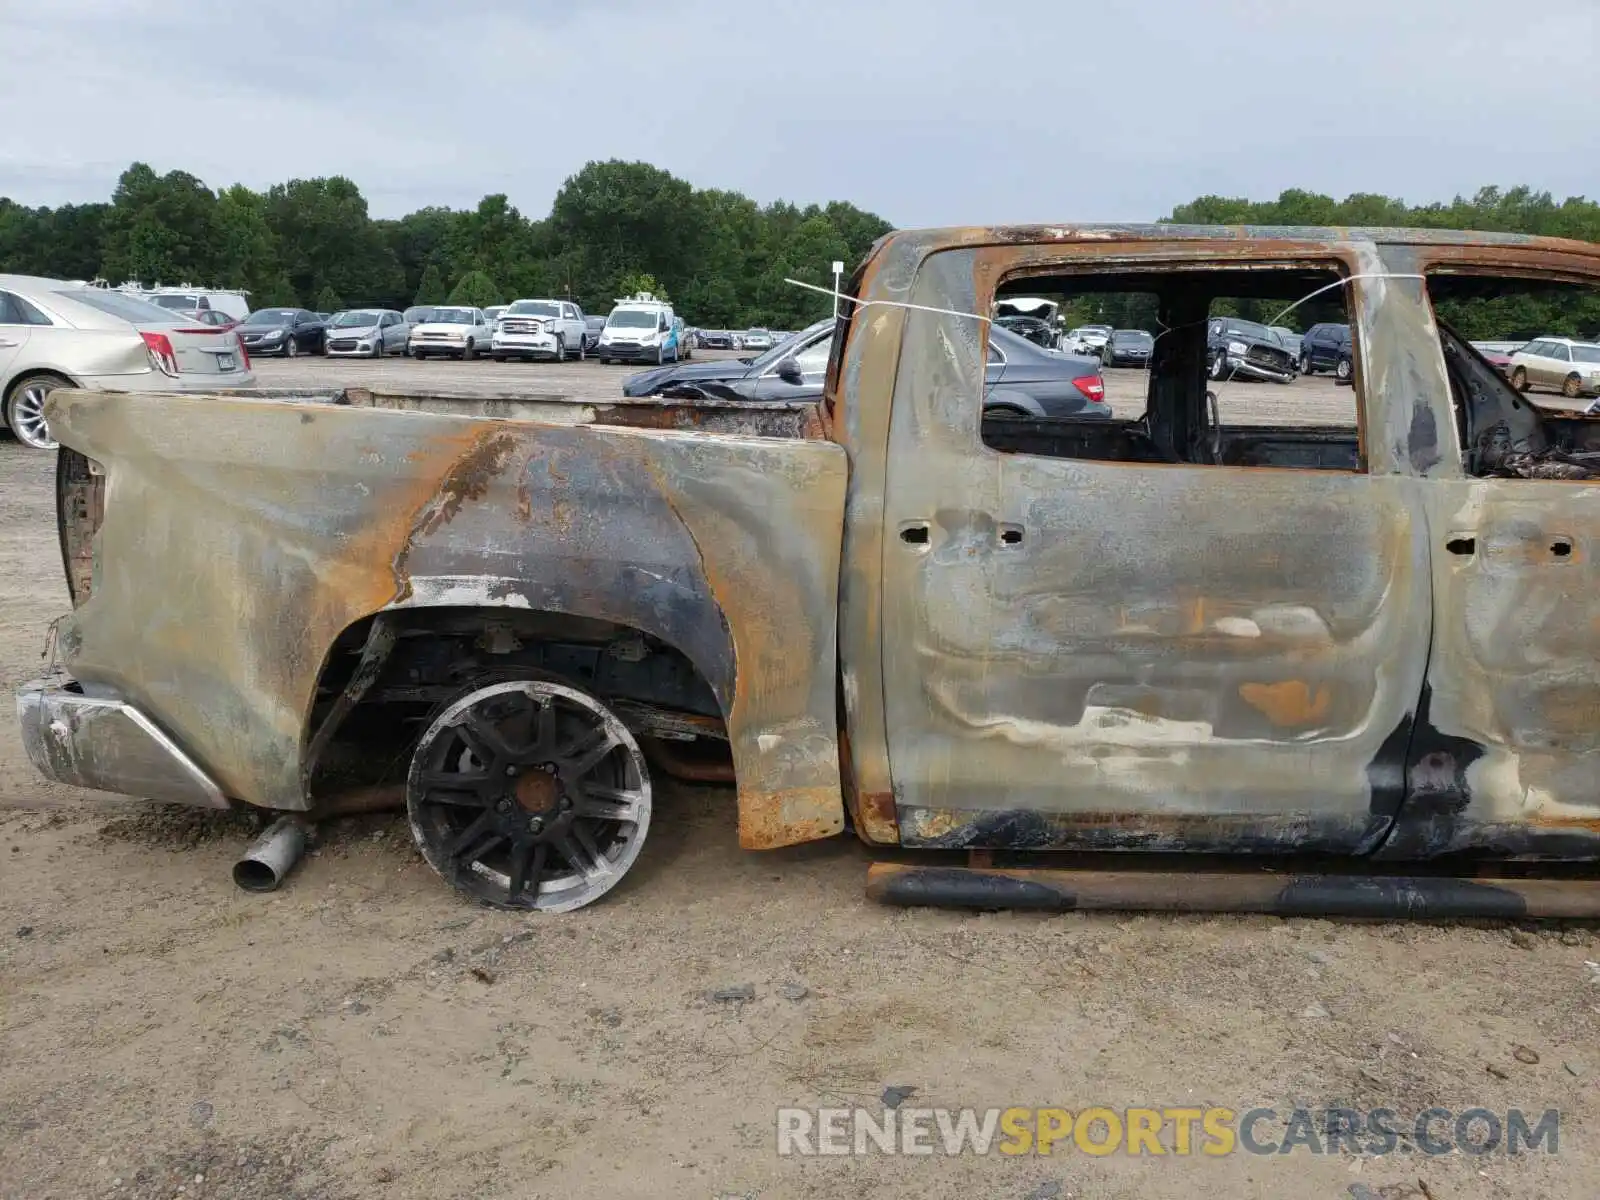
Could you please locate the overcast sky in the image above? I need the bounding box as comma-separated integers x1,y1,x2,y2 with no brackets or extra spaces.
3,0,1597,227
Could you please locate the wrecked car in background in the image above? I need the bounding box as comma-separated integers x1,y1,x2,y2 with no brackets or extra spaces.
19,222,1600,919
1207,316,1296,382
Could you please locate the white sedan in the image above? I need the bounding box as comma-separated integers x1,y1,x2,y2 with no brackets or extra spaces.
408,307,494,361
0,275,256,449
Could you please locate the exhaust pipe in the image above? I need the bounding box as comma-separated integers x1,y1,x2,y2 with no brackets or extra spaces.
232,816,310,893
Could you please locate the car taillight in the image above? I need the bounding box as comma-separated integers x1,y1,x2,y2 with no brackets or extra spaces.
237,337,249,369
141,331,180,377
1073,375,1106,403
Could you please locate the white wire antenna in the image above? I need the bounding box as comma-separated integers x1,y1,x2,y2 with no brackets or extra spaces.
784,278,990,326
786,270,1428,332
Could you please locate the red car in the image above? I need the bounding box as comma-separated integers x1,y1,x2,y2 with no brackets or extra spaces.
179,308,239,331
1471,342,1517,377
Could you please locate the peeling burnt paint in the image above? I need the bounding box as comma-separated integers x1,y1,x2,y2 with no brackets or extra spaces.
1371,683,1484,859
899,805,1389,856
392,428,520,601
45,391,847,843
839,223,1600,866
875,243,1432,855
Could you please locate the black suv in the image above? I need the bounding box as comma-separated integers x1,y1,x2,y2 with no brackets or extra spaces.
1206,318,1296,383
1299,322,1353,382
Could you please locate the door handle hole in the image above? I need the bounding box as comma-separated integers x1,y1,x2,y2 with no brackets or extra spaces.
999,527,1023,546
1551,538,1573,558
1445,537,1476,557
899,524,929,546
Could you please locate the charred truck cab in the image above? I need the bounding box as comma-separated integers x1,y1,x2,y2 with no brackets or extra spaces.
19,224,1600,918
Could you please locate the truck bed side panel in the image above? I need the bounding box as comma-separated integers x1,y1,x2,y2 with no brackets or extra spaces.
48,392,848,847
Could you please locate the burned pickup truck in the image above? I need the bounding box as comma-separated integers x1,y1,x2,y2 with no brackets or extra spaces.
20,224,1600,917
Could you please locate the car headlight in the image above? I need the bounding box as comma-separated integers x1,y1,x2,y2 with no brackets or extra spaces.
1227,341,1248,355
264,330,284,341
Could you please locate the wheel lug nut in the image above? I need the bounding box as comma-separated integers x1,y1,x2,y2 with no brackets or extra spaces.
505,766,518,777
496,799,512,814
528,816,544,833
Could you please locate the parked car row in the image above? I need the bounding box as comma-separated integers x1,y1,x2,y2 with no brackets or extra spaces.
224,295,699,365
1063,318,1353,386
691,328,789,351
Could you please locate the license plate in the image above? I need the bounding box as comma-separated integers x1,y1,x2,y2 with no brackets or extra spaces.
217,354,236,371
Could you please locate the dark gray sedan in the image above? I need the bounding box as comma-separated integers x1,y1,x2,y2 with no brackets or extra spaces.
623,318,835,399
648,323,1109,419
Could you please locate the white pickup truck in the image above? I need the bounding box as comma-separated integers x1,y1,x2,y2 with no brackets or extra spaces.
492,298,588,362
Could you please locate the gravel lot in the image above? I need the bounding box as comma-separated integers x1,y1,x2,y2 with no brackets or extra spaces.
0,358,1593,1200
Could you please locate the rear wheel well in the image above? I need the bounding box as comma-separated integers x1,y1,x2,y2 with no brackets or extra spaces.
303,606,730,815
5,368,76,409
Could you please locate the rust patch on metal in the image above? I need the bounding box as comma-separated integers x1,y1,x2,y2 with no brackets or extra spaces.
641,736,736,784
413,428,519,539
1528,815,1600,832
592,401,825,439
388,426,521,604
515,770,559,813
1239,680,1334,727
835,721,899,844
738,786,845,849
856,791,899,843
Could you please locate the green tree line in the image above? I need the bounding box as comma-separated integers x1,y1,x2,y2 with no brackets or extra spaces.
1036,187,1600,340
3,171,1597,336
0,160,893,329
1164,187,1600,339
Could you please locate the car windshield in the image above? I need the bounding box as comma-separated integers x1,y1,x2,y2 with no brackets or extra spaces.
58,289,186,325
1224,320,1273,340
245,309,297,325
403,307,434,323
150,295,199,310
508,301,561,317
607,309,659,329
1113,330,1152,344
1574,345,1600,364
331,311,382,327
749,321,833,370
429,308,475,324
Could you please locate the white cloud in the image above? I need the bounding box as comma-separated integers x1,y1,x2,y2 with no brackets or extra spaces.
1,0,1596,224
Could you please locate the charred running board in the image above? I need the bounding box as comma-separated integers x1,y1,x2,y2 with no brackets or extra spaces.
865,863,1600,919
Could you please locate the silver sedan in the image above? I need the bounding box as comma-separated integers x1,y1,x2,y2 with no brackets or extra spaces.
0,275,257,450
324,309,410,358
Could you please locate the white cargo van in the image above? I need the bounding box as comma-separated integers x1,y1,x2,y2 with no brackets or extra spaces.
595,294,680,365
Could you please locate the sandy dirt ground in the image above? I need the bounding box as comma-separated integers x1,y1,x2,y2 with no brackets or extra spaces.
0,358,1595,1200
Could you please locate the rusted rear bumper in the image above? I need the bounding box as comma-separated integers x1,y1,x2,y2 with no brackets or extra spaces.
17,678,228,808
